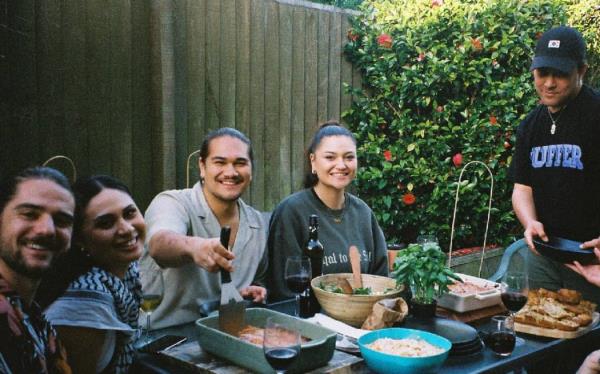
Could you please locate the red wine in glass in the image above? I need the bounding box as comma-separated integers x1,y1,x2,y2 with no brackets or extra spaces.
286,275,310,294
284,256,311,317
263,317,301,374
500,291,528,313
488,331,516,356
264,347,300,371
500,271,528,347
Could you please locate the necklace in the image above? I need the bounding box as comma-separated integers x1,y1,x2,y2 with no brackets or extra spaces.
547,107,564,135
311,188,346,223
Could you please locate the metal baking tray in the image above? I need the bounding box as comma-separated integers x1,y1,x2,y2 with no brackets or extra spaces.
195,308,336,373
437,273,501,313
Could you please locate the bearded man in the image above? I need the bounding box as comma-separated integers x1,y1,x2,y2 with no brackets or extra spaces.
0,167,75,373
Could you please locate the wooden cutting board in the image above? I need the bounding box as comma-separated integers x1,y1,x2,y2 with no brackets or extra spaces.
436,304,507,324
514,312,599,339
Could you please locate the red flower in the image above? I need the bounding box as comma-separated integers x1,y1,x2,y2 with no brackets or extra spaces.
489,115,497,125
377,34,393,49
452,153,463,167
504,141,512,150
402,193,416,205
383,150,392,161
436,105,444,113
470,38,483,51
347,30,359,42
431,0,444,7
416,52,426,62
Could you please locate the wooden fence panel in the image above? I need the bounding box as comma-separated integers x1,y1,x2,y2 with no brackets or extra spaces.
62,0,88,179
316,10,330,125
220,0,236,129
264,0,281,210
291,7,306,191
130,1,154,208
249,0,266,208
109,0,133,186
1,0,360,212
172,0,186,189
185,0,207,154
36,0,64,163
328,11,342,121
236,0,252,202
205,0,221,134
278,5,293,199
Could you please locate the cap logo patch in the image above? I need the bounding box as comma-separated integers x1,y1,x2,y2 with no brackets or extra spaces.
548,40,561,48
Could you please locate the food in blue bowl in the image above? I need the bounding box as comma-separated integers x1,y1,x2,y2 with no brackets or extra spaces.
358,328,452,374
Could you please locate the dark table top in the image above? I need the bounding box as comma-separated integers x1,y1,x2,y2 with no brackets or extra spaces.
133,300,600,374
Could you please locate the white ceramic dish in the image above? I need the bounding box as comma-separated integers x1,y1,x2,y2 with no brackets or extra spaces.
437,273,501,313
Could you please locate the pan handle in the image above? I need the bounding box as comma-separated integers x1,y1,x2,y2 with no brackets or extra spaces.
219,226,232,283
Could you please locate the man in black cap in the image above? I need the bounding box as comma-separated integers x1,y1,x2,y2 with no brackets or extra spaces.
511,25,600,305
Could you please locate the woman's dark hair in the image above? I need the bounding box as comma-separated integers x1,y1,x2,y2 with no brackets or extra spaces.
36,175,133,308
0,166,71,214
303,121,357,188
199,127,254,166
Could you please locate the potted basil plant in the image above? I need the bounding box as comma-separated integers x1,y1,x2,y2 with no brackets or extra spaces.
391,242,461,318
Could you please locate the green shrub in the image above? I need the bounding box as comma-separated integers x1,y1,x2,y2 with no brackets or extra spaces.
343,0,570,250
568,0,600,86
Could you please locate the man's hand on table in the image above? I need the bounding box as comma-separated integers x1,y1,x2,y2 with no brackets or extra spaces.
240,286,267,302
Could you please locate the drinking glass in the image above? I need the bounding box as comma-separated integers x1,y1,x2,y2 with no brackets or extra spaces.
138,269,164,346
284,256,311,317
500,271,528,346
263,317,301,373
417,235,439,249
488,315,516,357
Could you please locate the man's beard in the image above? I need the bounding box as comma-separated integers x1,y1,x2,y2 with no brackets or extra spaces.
0,244,55,279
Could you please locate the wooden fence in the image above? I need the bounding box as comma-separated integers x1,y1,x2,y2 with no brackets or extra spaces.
1,0,361,211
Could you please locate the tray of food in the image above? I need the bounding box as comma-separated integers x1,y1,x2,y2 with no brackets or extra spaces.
514,288,598,339
437,273,502,313
195,308,336,373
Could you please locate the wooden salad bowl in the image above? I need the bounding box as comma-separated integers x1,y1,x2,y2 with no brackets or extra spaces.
311,273,403,327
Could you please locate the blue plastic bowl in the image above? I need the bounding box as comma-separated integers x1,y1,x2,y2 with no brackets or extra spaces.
358,328,452,374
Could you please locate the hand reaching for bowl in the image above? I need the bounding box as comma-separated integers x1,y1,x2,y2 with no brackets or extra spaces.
524,220,547,255
580,236,600,251
566,248,600,288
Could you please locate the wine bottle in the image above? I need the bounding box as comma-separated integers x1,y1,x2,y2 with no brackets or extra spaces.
302,214,324,317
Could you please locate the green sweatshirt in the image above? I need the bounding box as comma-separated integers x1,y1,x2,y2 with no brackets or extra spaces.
267,188,388,301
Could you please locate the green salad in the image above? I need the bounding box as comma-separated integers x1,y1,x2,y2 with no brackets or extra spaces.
318,282,373,295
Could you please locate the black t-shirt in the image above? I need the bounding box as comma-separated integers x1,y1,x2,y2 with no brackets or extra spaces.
511,85,600,241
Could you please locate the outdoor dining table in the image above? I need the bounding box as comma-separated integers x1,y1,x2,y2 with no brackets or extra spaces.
133,299,600,373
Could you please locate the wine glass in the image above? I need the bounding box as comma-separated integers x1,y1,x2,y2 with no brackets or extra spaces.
138,269,164,347
284,256,311,317
263,317,301,373
417,234,439,249
488,315,516,357
500,271,528,346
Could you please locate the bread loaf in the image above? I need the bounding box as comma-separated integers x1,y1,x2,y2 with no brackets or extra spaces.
514,288,595,331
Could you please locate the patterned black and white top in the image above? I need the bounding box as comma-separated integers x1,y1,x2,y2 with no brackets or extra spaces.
45,262,142,373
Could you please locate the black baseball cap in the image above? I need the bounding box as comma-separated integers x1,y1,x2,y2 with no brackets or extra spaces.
530,26,586,74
